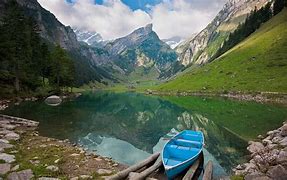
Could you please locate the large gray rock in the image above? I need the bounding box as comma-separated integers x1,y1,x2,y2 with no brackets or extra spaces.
281,124,287,137
7,169,34,180
245,172,272,180
45,96,62,106
4,132,20,140
277,150,287,163
280,137,287,146
0,163,11,175
247,141,264,154
0,142,14,149
0,153,15,163
266,165,287,180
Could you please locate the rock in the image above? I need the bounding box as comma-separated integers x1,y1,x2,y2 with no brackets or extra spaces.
7,169,34,180
46,165,59,172
30,160,40,165
70,177,79,180
9,150,18,154
281,124,287,137
0,139,9,144
279,137,287,146
54,158,60,164
0,163,11,175
277,150,287,163
11,165,19,171
45,96,62,106
0,142,14,149
245,172,271,180
94,158,102,162
247,141,264,154
39,144,47,148
258,135,264,139
97,169,112,175
0,153,15,163
262,139,272,145
4,132,20,141
112,163,118,167
79,175,92,179
272,136,282,144
0,124,16,130
266,165,287,180
0,130,14,135
38,178,60,180
70,153,80,157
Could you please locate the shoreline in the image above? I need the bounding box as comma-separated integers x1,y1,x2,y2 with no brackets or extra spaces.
145,90,287,105
0,114,125,179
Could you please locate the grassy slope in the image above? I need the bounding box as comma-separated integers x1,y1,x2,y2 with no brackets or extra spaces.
156,9,287,93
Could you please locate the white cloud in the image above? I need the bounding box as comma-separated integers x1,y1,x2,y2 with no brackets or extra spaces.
38,0,227,40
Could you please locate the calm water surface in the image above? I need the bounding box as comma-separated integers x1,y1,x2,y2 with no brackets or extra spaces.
2,91,287,177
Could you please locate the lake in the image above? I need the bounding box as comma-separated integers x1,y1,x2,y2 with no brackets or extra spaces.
2,91,287,178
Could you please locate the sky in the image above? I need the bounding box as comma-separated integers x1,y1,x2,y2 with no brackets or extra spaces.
38,0,228,40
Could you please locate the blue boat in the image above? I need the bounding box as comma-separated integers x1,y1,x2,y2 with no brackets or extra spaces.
162,130,204,179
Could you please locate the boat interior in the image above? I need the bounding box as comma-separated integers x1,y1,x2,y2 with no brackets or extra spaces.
163,131,203,167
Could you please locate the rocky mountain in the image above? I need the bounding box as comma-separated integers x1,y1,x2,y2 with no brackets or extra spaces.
162,36,186,49
73,28,108,48
177,0,269,67
104,24,178,76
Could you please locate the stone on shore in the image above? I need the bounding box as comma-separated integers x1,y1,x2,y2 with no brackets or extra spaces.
247,141,264,154
280,124,287,137
266,164,287,180
46,165,59,172
7,169,34,180
4,132,20,141
96,169,112,175
0,153,15,163
0,163,11,175
38,178,60,180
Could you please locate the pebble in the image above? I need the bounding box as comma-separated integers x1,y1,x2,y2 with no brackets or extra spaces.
54,158,61,164
38,178,60,180
70,153,80,157
11,164,19,171
79,175,92,179
97,169,112,175
46,165,59,172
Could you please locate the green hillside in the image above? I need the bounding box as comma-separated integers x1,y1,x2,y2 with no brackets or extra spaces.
156,9,287,93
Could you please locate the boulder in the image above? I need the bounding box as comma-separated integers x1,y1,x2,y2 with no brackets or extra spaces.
279,137,287,146
281,124,287,137
4,132,20,141
0,163,11,175
277,150,287,163
266,165,287,180
45,96,62,106
0,153,15,163
245,172,272,180
7,169,34,180
0,142,14,149
247,141,264,154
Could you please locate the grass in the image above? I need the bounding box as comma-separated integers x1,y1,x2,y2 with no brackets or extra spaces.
156,9,287,93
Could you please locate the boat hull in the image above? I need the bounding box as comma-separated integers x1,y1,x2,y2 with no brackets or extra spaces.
162,130,204,179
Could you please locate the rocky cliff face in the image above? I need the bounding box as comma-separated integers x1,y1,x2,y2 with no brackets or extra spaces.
10,0,80,50
177,0,269,66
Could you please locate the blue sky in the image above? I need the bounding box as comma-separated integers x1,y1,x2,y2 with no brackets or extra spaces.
40,0,227,40
67,0,162,11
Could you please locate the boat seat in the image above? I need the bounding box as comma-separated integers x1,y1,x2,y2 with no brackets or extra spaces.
163,157,182,166
175,139,202,148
